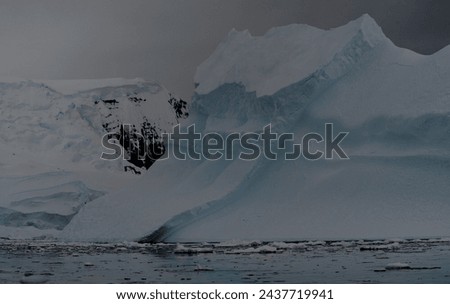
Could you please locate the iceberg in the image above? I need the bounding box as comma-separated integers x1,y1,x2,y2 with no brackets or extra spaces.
60,15,450,241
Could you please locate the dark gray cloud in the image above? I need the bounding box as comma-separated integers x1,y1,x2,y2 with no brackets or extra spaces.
1,0,449,98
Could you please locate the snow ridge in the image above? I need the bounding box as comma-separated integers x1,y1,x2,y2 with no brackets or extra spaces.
194,14,388,97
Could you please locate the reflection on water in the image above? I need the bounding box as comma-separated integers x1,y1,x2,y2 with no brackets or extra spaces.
0,239,449,283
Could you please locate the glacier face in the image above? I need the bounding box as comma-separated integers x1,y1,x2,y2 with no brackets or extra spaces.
0,78,187,238
39,15,450,241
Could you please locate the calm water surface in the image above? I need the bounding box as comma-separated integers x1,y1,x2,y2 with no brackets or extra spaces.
0,239,449,283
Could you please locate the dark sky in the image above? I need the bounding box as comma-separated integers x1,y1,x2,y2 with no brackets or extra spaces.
1,0,450,98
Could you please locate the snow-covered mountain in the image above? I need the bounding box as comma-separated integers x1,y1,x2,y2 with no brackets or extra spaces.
14,14,450,242
0,78,187,238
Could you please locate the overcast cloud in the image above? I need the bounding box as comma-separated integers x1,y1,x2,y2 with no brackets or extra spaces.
1,0,450,98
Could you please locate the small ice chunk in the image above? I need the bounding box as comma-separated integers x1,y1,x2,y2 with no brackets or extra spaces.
230,245,279,254
194,264,214,272
385,263,411,270
20,275,50,284
174,244,213,254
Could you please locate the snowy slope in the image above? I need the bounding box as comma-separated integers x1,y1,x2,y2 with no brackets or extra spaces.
0,78,187,238
64,14,450,242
